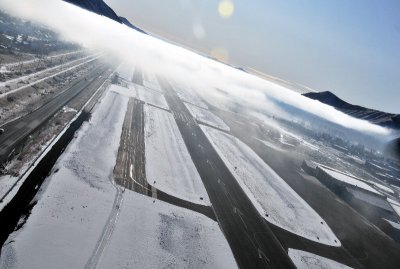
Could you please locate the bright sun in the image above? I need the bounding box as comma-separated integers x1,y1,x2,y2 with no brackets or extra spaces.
218,0,234,19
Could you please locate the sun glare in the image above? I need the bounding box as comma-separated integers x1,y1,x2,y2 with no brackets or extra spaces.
218,0,234,19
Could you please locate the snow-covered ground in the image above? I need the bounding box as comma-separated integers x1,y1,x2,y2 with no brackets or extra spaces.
142,71,162,92
0,54,102,98
185,103,230,131
98,191,237,269
318,167,381,195
388,198,400,217
0,175,17,202
0,53,99,88
383,219,400,230
0,90,128,269
136,84,169,110
171,82,208,109
288,249,353,269
346,188,393,211
109,84,136,98
116,64,135,82
200,125,340,246
371,181,394,194
1,50,83,68
144,105,210,206
255,137,286,152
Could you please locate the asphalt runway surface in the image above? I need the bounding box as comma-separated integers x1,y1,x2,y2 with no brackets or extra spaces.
160,78,296,269
214,107,400,269
112,76,215,220
0,65,110,164
114,97,148,194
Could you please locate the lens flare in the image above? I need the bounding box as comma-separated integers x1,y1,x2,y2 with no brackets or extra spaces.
218,0,234,19
210,47,230,63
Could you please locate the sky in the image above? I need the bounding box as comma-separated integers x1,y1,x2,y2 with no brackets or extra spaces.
105,0,400,113
0,0,393,143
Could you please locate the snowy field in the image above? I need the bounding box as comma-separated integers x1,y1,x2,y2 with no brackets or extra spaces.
200,125,340,246
98,191,237,269
288,249,353,269
383,219,400,230
109,84,136,98
136,84,169,110
371,182,394,194
255,137,286,152
318,167,381,195
144,105,210,206
171,82,208,109
0,175,16,203
388,198,400,217
346,188,393,211
116,64,135,82
142,71,162,92
0,90,128,269
185,103,230,131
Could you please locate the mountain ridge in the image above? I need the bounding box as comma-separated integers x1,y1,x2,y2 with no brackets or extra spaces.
64,0,146,33
303,91,400,130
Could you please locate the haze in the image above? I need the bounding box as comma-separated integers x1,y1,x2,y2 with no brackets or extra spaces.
0,0,393,139
106,0,400,114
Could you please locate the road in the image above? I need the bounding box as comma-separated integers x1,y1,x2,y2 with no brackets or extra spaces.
160,78,296,269
0,65,111,164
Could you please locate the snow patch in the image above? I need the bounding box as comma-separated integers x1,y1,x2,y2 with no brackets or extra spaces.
201,125,340,246
136,84,169,110
185,103,230,131
0,90,128,269
371,182,394,194
142,71,162,92
288,249,353,269
144,105,210,206
115,64,135,82
98,191,236,269
109,84,136,98
171,82,208,109
319,167,381,195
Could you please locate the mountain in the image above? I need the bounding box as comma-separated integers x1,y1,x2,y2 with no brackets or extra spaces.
64,0,146,33
119,16,146,34
303,91,400,130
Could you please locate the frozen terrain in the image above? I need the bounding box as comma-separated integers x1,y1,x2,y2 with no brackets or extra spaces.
98,191,237,269
288,249,353,269
144,105,210,206
109,84,136,98
0,175,16,203
185,103,230,131
383,219,400,230
346,188,393,211
142,71,162,92
0,89,128,269
0,53,101,96
319,167,382,195
171,82,208,109
388,198,400,217
136,84,169,110
200,125,340,246
115,64,135,82
255,137,287,152
371,182,394,194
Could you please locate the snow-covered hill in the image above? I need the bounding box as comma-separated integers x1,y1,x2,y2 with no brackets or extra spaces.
303,91,400,130
64,0,146,33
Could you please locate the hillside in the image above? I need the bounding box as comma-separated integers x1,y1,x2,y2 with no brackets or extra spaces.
303,91,400,130
64,0,146,33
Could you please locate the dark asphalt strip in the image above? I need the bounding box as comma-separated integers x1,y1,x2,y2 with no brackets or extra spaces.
160,78,296,269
